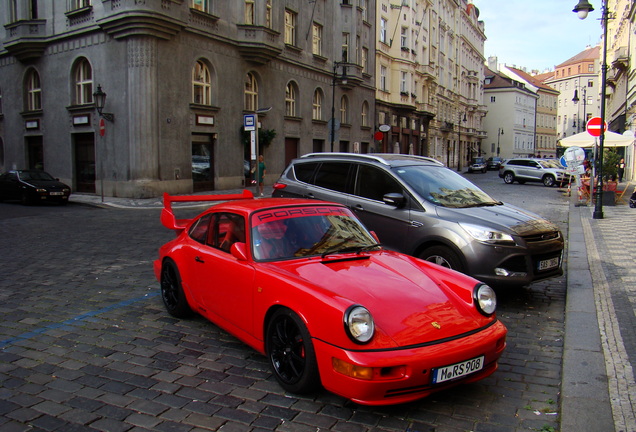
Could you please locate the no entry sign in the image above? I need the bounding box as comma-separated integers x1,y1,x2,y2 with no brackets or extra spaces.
586,116,607,137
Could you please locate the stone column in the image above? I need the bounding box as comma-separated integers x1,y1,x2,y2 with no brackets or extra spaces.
127,36,158,183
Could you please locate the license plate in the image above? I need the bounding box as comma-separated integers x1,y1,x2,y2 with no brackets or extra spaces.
432,356,484,384
538,257,559,271
49,192,64,196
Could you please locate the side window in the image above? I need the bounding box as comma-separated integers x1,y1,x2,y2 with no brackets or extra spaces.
355,165,402,201
314,162,351,192
508,160,522,166
188,214,212,244
211,213,246,253
293,162,319,183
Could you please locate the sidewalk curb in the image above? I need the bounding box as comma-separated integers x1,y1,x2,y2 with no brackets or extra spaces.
561,198,614,431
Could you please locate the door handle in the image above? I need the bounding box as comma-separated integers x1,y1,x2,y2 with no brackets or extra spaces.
195,256,205,263
305,193,315,199
354,204,364,211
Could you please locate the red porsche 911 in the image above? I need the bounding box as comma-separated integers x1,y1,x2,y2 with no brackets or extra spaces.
154,191,507,406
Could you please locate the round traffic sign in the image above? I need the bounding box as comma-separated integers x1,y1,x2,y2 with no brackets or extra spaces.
586,116,607,137
374,131,384,140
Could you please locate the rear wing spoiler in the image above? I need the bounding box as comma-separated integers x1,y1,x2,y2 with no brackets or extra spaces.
160,190,254,231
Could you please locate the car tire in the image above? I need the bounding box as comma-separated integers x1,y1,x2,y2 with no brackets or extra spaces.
160,259,194,318
503,172,515,184
543,175,556,187
20,192,32,205
419,245,466,274
266,308,320,395
482,168,487,173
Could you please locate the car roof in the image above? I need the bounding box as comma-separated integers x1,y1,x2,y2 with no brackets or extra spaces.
202,197,347,215
299,152,444,167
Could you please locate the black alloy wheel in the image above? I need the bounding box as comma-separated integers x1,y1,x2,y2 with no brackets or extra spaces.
266,308,320,394
160,260,194,318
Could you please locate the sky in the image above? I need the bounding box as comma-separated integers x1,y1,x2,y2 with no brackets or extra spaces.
476,0,603,72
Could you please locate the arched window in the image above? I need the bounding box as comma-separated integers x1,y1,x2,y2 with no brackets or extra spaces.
192,60,211,105
340,95,348,124
25,69,41,111
361,101,369,127
73,58,93,105
285,81,297,117
244,72,258,111
312,88,323,120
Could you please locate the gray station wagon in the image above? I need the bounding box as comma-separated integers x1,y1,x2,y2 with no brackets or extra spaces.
272,153,564,287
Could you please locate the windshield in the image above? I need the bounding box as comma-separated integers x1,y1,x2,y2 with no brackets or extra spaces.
538,159,563,169
18,171,55,181
393,165,500,208
250,206,378,261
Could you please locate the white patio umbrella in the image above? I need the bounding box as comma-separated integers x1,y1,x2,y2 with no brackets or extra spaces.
559,131,634,148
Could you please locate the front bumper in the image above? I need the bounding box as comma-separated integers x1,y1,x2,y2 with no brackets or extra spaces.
313,320,507,405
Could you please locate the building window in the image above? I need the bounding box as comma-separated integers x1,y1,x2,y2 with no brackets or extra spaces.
285,82,297,117
266,0,272,28
312,23,323,56
245,0,254,25
587,80,593,87
588,64,594,72
361,101,369,127
284,9,297,45
380,18,387,44
356,35,361,65
312,88,323,120
340,95,348,124
400,71,408,93
74,58,93,105
401,27,408,49
191,0,211,13
380,66,387,91
244,72,258,111
490,96,496,103
25,69,42,111
360,0,368,21
342,33,350,62
193,60,211,105
69,0,91,10
362,47,368,73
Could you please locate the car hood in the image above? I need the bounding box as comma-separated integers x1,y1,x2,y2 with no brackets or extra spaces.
23,180,69,190
268,252,487,346
436,203,559,236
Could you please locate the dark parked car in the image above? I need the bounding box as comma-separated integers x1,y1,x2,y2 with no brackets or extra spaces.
272,153,564,287
0,170,71,205
467,157,487,173
487,157,503,170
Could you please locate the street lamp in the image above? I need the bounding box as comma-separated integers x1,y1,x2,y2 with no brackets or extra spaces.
497,128,504,157
573,0,608,219
330,62,347,152
92,84,114,122
457,111,466,171
572,86,587,132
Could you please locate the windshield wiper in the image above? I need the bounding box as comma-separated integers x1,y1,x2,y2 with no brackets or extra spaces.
461,201,503,208
320,239,382,258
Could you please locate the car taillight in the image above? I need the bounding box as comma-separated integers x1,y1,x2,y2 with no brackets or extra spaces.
272,183,286,190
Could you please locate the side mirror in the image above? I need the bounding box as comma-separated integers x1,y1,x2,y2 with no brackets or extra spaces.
230,242,248,261
383,192,405,208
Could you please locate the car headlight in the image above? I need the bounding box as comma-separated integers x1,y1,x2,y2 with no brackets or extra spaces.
344,305,374,344
474,284,496,316
36,188,47,193
459,222,515,245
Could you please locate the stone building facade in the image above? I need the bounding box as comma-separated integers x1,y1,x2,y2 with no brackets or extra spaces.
373,0,487,169
0,1,376,198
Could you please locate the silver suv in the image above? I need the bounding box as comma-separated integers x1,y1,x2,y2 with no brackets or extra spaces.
272,153,564,287
499,158,572,187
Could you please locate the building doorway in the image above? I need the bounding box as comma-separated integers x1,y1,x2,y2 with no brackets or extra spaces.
192,133,215,192
74,133,95,193
284,137,299,167
26,136,43,170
